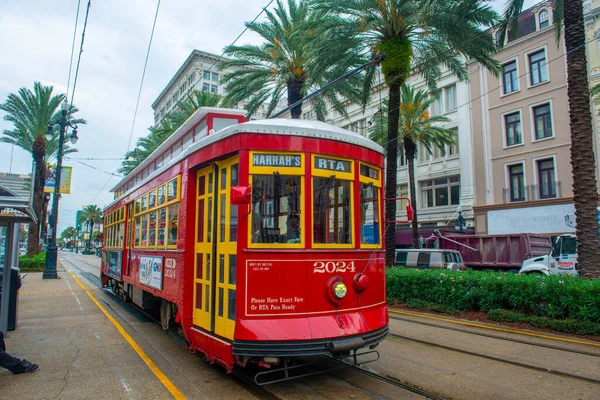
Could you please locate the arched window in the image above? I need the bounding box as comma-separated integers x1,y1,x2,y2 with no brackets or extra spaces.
539,9,549,29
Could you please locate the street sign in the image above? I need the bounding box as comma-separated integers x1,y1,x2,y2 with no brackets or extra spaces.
44,164,72,194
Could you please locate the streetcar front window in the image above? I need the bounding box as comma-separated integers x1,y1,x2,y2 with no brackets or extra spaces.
313,177,352,245
251,174,302,244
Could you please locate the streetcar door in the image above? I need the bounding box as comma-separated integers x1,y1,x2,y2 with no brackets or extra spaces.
193,156,238,341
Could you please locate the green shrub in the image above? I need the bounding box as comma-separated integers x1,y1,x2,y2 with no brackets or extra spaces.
387,267,600,324
18,252,46,272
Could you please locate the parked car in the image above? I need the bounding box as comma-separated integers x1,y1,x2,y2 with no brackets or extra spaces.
395,249,466,271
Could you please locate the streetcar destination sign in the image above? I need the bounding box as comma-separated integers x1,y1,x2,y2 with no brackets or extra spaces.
253,154,301,167
314,157,351,172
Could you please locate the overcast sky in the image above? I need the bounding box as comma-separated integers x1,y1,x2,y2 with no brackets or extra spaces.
0,0,537,235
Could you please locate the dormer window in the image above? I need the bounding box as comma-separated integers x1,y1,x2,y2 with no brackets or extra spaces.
539,9,549,29
495,30,503,46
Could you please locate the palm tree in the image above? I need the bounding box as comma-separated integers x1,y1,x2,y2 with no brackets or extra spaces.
220,0,365,120
119,90,222,175
0,82,85,255
501,0,600,278
78,205,103,253
60,226,77,249
369,87,456,246
315,0,500,265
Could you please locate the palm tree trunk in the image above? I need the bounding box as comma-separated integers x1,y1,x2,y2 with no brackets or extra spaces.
564,0,600,279
287,78,304,119
404,139,418,248
385,81,401,266
28,135,46,256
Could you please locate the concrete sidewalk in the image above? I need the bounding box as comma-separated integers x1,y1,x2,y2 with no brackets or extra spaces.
0,265,173,399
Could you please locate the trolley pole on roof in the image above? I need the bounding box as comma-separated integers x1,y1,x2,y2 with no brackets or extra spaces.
270,53,386,119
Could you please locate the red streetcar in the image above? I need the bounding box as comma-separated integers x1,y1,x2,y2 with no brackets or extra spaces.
101,107,390,377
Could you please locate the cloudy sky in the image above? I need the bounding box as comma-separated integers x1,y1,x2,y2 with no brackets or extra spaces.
0,0,537,235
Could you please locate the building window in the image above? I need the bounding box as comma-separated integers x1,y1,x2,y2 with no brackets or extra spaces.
539,9,549,29
508,164,525,202
444,84,457,112
529,50,548,85
495,30,503,46
431,85,457,115
533,103,552,139
203,71,210,80
202,83,210,92
418,142,432,162
212,72,219,82
398,184,409,210
210,85,218,93
537,158,557,199
502,60,519,94
421,176,460,208
399,146,407,166
504,112,522,146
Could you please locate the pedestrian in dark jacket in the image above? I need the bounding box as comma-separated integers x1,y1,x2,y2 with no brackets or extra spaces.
0,331,38,374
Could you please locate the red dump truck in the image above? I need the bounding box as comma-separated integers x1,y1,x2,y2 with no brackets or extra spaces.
425,230,553,272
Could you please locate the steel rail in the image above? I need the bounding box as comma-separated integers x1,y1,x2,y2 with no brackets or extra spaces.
388,332,600,386
389,312,600,357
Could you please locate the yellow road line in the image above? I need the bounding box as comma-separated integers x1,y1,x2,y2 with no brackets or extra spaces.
389,309,600,348
59,259,186,399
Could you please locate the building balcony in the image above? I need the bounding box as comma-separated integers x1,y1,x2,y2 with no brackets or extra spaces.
503,182,561,203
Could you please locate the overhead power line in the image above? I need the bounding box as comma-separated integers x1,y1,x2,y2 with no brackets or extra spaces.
65,0,82,103
125,0,162,154
68,0,92,114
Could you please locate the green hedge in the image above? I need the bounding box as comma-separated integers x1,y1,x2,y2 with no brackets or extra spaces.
488,309,600,336
387,268,600,323
18,252,46,272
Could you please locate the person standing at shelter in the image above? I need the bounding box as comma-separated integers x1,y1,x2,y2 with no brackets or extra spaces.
0,331,38,374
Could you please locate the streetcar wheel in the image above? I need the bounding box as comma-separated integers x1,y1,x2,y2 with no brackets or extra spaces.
160,299,172,331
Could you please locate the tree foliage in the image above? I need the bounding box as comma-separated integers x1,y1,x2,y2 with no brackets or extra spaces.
119,90,222,175
316,0,500,265
220,0,366,119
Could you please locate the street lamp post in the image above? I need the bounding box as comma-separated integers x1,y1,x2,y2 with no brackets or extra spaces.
455,205,466,233
43,100,79,279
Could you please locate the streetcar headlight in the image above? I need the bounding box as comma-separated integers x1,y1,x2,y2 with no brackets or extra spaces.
333,282,347,300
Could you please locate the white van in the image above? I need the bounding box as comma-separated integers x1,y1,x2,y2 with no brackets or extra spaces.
395,249,466,271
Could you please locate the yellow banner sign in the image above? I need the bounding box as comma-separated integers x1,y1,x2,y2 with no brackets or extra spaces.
44,165,72,194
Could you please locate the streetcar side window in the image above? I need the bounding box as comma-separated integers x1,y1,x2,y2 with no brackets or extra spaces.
104,206,126,249
167,204,179,246
359,163,382,247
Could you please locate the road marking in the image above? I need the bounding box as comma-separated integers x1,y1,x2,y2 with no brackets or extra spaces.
389,309,600,348
59,259,186,399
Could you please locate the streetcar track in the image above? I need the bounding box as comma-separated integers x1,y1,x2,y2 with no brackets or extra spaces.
388,332,600,385
389,313,600,357
59,256,103,288
325,357,448,400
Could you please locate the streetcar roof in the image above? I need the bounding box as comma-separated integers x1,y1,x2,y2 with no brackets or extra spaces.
216,119,384,154
108,110,383,209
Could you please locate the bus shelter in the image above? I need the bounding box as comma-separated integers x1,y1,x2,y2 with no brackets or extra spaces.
0,185,35,335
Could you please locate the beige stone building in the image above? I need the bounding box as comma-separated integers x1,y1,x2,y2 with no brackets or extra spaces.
469,2,585,236
152,50,285,125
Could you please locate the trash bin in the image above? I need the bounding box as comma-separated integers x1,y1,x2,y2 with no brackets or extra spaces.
0,267,21,331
